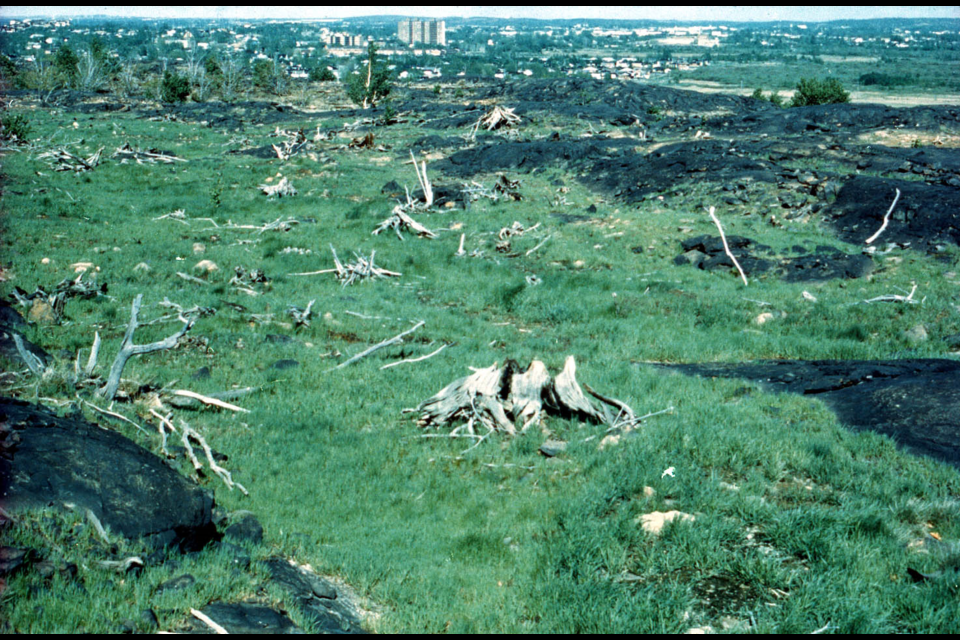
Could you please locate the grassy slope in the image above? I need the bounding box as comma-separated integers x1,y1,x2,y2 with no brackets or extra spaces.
1,89,959,632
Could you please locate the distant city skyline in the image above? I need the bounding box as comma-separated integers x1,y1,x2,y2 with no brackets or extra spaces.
2,6,959,22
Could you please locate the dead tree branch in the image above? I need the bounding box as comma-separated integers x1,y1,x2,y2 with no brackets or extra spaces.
327,321,425,372
707,206,748,286
99,295,195,401
864,188,901,245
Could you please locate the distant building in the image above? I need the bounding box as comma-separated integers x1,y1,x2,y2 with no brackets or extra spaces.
398,19,446,47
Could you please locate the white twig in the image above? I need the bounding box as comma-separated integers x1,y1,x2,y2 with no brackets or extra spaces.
12,333,45,376
380,343,450,370
707,206,748,286
864,188,901,245
86,508,111,543
172,390,250,413
525,234,553,257
191,608,229,635
862,283,919,304
328,321,426,372
81,398,148,434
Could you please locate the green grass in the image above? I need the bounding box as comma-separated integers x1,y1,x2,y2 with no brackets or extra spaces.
1,90,959,633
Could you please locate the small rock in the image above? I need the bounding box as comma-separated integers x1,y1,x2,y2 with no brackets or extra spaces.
0,547,34,577
140,609,159,630
194,260,218,273
192,243,206,255
637,510,695,536
155,573,196,595
945,333,960,349
224,515,263,545
642,486,656,498
903,324,928,345
674,249,707,268
133,262,151,273
191,366,211,380
754,312,775,326
215,541,251,569
270,359,300,371
27,299,58,324
598,434,620,450
539,440,567,457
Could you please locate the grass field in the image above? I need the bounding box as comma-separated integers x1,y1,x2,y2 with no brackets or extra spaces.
1,82,959,633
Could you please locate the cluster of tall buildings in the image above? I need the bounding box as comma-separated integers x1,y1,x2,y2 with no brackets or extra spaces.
397,19,446,47
323,32,368,47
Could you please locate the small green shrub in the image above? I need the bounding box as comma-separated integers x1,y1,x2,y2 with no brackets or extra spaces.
309,66,335,82
750,87,765,100
789,77,850,107
0,113,31,144
160,70,191,103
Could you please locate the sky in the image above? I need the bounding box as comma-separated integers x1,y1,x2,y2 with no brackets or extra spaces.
2,6,959,22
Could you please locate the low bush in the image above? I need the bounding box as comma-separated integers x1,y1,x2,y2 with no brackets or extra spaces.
789,77,850,107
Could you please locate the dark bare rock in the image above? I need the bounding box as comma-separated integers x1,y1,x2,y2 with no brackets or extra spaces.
263,557,367,634
156,573,196,595
0,397,218,551
826,176,960,250
224,515,264,545
185,602,302,634
651,359,960,469
0,546,34,577
270,359,300,371
675,234,872,282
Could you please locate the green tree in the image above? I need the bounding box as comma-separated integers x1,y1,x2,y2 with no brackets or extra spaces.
345,42,392,109
789,77,850,107
52,44,79,87
309,66,335,82
160,70,191,102
750,87,764,100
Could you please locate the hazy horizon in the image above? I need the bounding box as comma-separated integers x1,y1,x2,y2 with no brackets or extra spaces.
2,5,959,22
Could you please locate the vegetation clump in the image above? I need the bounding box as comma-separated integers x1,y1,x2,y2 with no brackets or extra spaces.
789,77,851,107
345,42,392,109
160,70,191,103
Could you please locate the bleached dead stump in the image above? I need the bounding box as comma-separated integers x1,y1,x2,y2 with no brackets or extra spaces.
416,356,632,436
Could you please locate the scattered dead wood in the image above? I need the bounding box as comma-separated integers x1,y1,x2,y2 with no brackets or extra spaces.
373,206,438,240
415,355,634,436
171,390,250,413
498,221,540,241
99,294,195,402
271,127,308,160
37,146,103,172
112,143,185,164
287,299,315,328
381,343,451,370
259,176,297,198
861,283,922,304
470,106,521,139
349,132,377,150
329,245,401,286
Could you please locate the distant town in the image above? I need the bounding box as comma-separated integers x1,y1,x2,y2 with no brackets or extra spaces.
1,14,957,93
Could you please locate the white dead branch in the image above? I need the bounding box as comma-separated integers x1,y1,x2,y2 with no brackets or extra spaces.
455,233,467,257
381,343,450,370
37,146,103,172
862,283,921,304
288,299,315,328
499,221,540,241
864,188,902,245
172,390,250,413
327,245,402,286
328,320,425,372
707,206,749,286
112,143,185,164
12,333,46,377
179,419,248,495
191,609,229,635
153,209,189,224
415,356,634,436
373,206,438,240
271,128,308,160
409,151,434,208
99,295,195,402
259,176,297,198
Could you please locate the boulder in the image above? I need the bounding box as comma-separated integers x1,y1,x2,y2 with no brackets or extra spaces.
0,397,217,551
